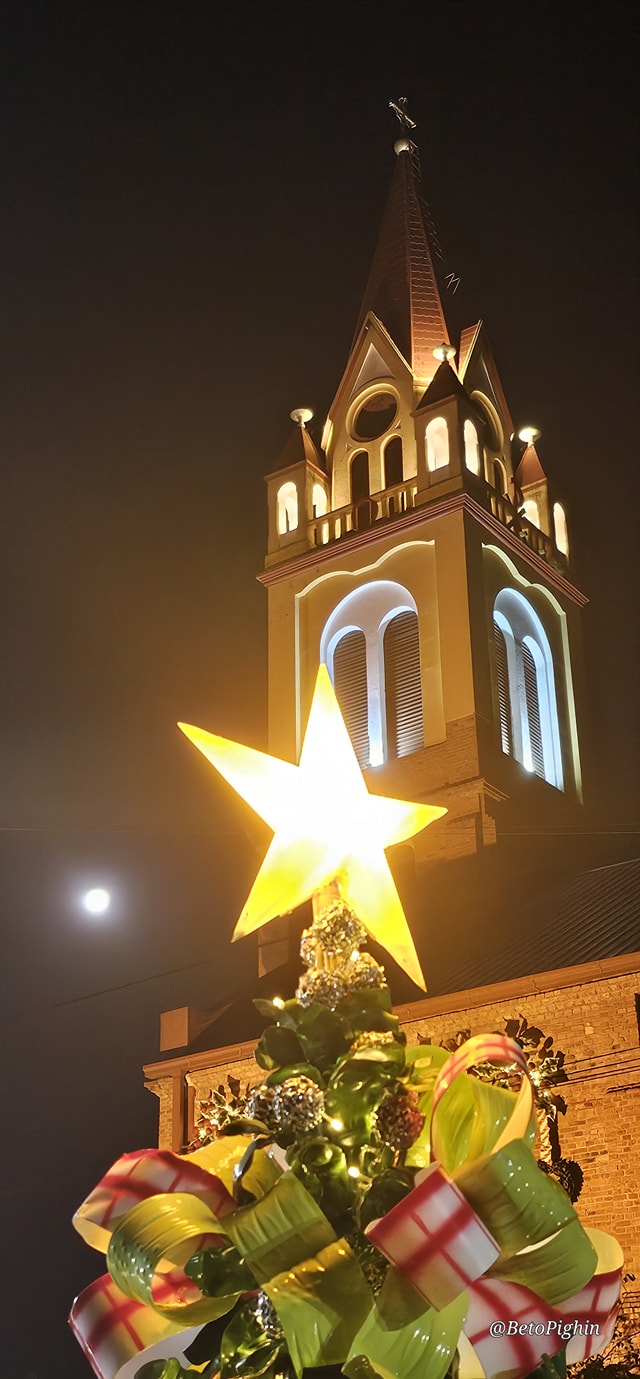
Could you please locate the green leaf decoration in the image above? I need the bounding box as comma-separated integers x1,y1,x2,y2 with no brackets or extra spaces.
266,1063,326,1088
288,1136,355,1219
185,1242,255,1296
453,1140,578,1255
403,1045,450,1167
357,1167,415,1231
219,1298,287,1378
345,1268,466,1379
255,1024,305,1071
265,1238,372,1377
225,1171,337,1286
135,1358,219,1378
296,1004,353,1068
525,1348,567,1378
341,1358,387,1379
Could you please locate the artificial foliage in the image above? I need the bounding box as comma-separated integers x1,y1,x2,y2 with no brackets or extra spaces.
70,902,624,1379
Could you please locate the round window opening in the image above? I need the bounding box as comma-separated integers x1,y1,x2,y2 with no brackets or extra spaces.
353,392,397,441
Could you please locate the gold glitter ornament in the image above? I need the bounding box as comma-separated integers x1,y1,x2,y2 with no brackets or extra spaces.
296,967,350,1009
274,1075,325,1134
345,952,386,989
245,1083,280,1131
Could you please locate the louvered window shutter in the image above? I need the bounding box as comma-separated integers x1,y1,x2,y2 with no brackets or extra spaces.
384,611,424,758
333,630,369,767
493,620,512,756
522,642,545,778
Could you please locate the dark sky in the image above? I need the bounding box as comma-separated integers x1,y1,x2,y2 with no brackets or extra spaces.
0,3,638,1374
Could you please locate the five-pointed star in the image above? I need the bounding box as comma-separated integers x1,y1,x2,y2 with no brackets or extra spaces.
179,665,446,989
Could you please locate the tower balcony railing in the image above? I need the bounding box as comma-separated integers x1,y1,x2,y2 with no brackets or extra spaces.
481,483,568,570
308,477,418,547
307,473,567,572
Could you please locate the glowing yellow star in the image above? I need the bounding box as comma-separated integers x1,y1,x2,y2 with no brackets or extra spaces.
179,665,446,989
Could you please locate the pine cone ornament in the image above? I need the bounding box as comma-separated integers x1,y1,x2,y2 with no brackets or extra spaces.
375,1089,425,1150
274,1075,325,1134
245,1083,280,1131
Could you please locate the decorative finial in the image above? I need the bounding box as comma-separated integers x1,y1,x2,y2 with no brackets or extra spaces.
290,407,314,427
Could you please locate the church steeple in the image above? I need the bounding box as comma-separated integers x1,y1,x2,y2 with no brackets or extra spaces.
353,114,451,387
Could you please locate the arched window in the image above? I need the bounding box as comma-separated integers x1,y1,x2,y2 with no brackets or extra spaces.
350,451,370,503
553,503,569,557
523,498,540,528
320,580,423,768
492,459,508,496
277,481,298,535
463,419,481,475
383,610,424,758
383,436,403,488
312,482,328,517
493,589,563,789
333,630,369,768
426,417,449,472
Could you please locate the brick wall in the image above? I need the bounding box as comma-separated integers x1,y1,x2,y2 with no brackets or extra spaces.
144,953,640,1276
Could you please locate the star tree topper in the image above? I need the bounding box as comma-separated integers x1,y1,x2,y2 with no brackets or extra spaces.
179,665,446,989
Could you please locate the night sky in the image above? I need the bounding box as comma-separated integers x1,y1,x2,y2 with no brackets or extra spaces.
1,4,638,1374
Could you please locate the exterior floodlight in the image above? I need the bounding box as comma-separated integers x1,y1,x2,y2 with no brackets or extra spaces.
290,407,314,427
518,426,541,445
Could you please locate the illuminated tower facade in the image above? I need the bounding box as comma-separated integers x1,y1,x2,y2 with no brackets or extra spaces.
259,127,587,976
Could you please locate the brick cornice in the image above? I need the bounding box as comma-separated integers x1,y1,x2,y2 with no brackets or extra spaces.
143,951,640,1080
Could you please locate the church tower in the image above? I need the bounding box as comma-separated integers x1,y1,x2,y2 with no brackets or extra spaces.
259,116,587,979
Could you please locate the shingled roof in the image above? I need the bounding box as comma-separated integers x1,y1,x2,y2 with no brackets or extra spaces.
353,145,450,382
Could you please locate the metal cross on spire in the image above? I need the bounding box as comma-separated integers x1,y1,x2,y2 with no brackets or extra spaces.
389,96,417,133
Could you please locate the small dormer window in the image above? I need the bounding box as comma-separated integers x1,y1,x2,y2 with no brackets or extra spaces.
523,498,540,528
277,481,298,534
463,419,481,475
426,417,449,472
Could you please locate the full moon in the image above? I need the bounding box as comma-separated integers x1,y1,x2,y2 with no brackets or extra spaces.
82,887,111,915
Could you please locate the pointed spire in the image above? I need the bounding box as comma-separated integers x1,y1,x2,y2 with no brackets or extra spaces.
353,137,451,385
516,442,547,487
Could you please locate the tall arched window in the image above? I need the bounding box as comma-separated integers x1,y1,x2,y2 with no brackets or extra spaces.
333,630,369,767
383,611,424,758
383,436,403,488
350,451,370,503
553,503,569,557
426,417,449,472
277,481,298,534
463,419,481,475
320,580,423,767
493,588,563,789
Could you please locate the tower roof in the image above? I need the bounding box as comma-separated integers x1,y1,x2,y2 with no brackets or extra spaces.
414,358,469,411
516,442,547,488
353,144,451,385
269,420,325,475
